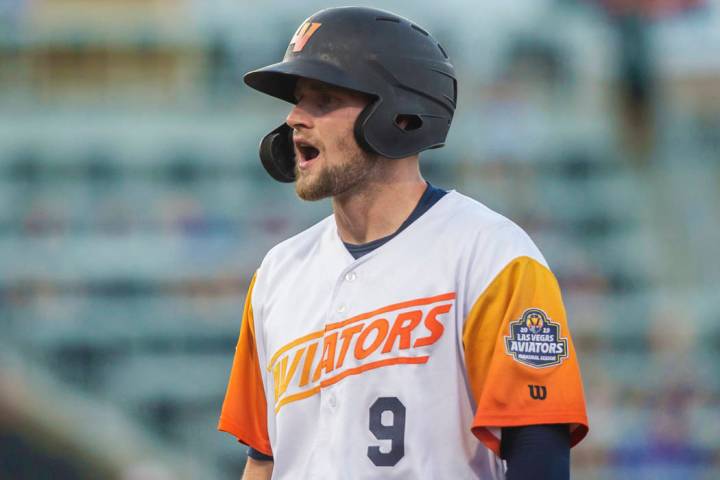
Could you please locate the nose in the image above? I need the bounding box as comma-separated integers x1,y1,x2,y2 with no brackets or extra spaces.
286,102,314,130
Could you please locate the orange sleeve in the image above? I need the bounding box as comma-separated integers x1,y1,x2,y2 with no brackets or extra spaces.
464,256,588,456
217,273,272,455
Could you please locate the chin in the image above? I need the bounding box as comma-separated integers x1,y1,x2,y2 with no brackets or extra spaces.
295,177,331,201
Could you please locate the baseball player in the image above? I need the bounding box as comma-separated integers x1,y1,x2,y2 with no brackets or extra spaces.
219,7,588,480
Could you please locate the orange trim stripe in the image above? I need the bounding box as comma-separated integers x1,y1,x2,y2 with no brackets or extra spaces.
267,330,324,372
274,356,429,412
267,292,455,371
320,356,428,388
326,293,456,332
274,386,321,412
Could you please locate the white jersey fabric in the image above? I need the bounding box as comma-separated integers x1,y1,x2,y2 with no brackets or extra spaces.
219,190,588,479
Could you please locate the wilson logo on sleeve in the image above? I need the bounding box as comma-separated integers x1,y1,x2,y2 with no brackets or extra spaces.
504,308,568,368
528,384,547,400
267,293,455,412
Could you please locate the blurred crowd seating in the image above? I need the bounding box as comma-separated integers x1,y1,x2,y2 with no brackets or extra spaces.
1,1,719,479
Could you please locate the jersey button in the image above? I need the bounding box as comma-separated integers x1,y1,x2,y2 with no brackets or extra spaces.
344,271,357,282
327,393,337,408
337,305,347,313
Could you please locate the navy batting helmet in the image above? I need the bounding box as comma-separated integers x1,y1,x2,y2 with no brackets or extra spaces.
244,6,457,182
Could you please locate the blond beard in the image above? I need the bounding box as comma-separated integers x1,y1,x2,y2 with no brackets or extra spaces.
295,138,380,201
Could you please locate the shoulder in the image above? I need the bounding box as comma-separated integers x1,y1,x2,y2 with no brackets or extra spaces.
252,214,335,295
433,191,553,311
434,191,547,267
264,214,334,264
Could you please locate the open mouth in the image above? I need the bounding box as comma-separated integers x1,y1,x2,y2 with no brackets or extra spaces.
297,143,319,161
295,139,320,165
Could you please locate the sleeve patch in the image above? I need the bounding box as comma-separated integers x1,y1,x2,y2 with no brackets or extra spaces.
504,308,568,368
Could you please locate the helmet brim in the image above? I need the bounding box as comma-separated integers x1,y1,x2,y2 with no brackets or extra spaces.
244,58,374,104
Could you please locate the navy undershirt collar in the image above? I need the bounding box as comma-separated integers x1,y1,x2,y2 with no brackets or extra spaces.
343,182,448,259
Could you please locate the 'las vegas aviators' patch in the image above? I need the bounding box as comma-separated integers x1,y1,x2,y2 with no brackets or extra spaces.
504,308,568,368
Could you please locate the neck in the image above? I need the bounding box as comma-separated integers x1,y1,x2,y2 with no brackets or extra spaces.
332,157,426,244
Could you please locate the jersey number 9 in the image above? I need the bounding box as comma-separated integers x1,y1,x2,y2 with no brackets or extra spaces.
367,397,406,467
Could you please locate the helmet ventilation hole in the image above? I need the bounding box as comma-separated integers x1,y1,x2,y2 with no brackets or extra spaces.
395,114,423,131
437,43,448,59
376,16,401,23
411,24,429,36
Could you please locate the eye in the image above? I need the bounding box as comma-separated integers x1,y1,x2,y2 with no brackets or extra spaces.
317,93,335,108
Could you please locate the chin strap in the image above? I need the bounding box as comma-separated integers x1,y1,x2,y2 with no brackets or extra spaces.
259,123,296,183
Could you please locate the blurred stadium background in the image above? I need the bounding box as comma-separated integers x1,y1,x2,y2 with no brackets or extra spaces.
0,0,718,478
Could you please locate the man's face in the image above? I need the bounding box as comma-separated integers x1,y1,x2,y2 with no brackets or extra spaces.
287,78,379,201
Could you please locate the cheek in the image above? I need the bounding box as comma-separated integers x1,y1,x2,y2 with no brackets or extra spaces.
334,132,360,157
334,116,361,148
315,107,363,157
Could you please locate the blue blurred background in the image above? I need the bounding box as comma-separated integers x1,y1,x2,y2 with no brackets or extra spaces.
0,0,718,479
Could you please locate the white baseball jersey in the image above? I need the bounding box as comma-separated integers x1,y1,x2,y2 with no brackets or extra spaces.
219,191,588,479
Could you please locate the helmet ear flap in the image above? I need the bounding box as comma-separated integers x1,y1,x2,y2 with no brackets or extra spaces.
353,98,384,157
354,93,450,159
259,123,296,183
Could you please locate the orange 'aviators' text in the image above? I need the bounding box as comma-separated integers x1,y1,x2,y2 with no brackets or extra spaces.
268,292,456,412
